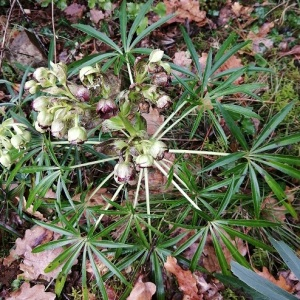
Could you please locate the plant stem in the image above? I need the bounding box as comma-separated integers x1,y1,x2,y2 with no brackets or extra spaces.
133,168,144,208
154,160,201,211
144,167,152,242
69,156,118,169
93,183,125,232
127,60,134,85
169,149,230,156
152,100,188,139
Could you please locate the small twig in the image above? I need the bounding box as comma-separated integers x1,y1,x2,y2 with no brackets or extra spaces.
0,0,17,75
51,0,57,63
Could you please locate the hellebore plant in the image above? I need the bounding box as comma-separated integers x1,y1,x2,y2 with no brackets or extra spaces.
2,0,300,299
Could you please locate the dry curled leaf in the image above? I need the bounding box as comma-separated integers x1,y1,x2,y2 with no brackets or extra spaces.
164,256,200,300
255,267,294,293
7,282,55,300
127,276,156,300
279,45,300,58
164,0,207,26
141,107,164,135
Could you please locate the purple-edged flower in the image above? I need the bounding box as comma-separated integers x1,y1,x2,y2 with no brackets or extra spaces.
51,119,67,138
96,99,118,119
32,96,49,112
136,154,154,168
149,140,168,160
37,110,54,128
114,162,135,184
67,126,87,144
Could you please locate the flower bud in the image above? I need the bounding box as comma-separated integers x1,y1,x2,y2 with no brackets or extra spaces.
76,86,90,102
2,138,12,150
22,131,31,143
149,140,168,160
37,110,54,128
0,153,11,168
51,119,67,138
114,162,135,184
33,67,56,87
34,121,47,133
32,96,49,112
136,154,154,168
11,134,25,149
50,62,67,85
68,126,87,144
96,99,118,119
156,95,171,110
79,66,98,86
149,49,164,63
25,80,39,94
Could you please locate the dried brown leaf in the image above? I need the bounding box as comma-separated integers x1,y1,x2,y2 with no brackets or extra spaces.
64,3,86,19
141,107,164,135
255,267,294,293
7,282,55,300
164,256,200,300
279,45,300,58
261,196,287,223
90,9,105,24
127,276,156,300
164,0,207,26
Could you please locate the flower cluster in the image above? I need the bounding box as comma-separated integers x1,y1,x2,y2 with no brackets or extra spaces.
113,138,168,184
0,119,31,168
25,62,119,144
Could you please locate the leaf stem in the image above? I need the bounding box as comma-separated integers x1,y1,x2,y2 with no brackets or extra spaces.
69,156,118,169
144,167,152,242
154,160,201,211
133,168,144,208
169,149,230,156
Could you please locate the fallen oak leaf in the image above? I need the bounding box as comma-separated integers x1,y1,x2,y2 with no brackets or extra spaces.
7,282,56,300
127,276,156,300
255,266,294,293
164,256,200,300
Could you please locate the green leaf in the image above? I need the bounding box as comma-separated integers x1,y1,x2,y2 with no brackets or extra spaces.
216,101,249,150
200,152,245,174
55,242,84,296
211,228,230,275
251,101,295,152
87,246,109,300
72,24,122,54
252,158,300,180
129,13,175,51
126,0,153,49
32,238,79,253
27,170,61,208
222,104,262,120
151,252,165,300
120,0,127,51
219,224,273,251
214,226,250,268
249,162,261,218
269,237,300,280
34,219,79,236
252,154,300,166
215,177,235,218
180,26,202,77
231,261,298,300
216,219,279,227
68,52,118,77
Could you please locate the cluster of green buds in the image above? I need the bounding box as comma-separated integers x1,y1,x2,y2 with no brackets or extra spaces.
113,137,168,185
0,119,31,168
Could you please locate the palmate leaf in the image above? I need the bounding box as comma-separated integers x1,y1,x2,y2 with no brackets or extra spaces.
251,101,295,152
252,154,300,166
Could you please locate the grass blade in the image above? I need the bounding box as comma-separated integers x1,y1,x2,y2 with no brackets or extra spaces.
120,0,127,51
249,162,261,218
